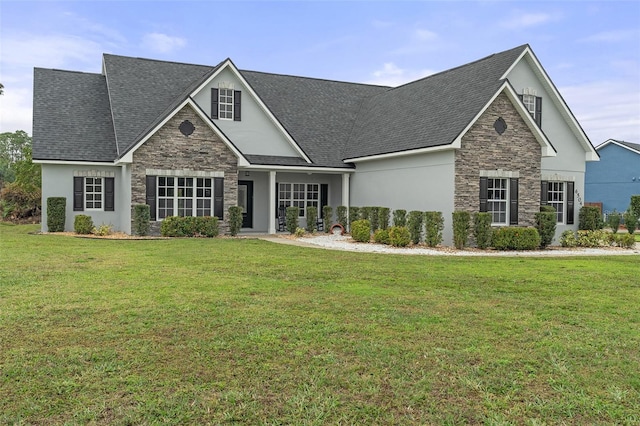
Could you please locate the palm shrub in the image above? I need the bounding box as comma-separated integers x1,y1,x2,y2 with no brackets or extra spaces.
306,206,318,233
473,212,493,249
452,211,471,249
579,206,603,230
388,226,411,247
393,209,407,227
351,219,371,243
228,206,243,236
322,205,333,233
348,206,360,229
407,210,424,244
623,207,638,234
285,206,299,234
336,206,348,229
424,211,444,247
535,205,557,248
378,207,390,230
74,214,94,234
46,197,66,232
607,210,621,234
133,204,151,236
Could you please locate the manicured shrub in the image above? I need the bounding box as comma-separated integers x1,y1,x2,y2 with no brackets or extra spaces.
607,210,621,234
373,228,390,245
285,206,299,234
535,205,557,248
630,195,640,218
611,233,636,248
160,216,219,237
424,211,444,247
473,212,493,249
306,206,318,233
93,223,113,236
576,230,607,247
452,211,471,249
623,207,638,234
491,227,541,251
407,210,424,244
369,207,380,232
133,204,151,236
351,219,371,243
228,206,243,236
74,214,94,234
160,216,181,237
378,207,390,230
393,209,407,227
294,227,305,237
360,207,373,223
579,206,603,230
46,197,66,232
348,206,361,229
196,216,219,237
322,205,333,233
388,226,411,247
336,206,348,229
560,230,577,247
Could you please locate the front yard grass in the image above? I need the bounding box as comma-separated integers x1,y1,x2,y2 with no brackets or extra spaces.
1,223,639,424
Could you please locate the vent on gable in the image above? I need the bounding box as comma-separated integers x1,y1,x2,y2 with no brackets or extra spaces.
522,87,537,96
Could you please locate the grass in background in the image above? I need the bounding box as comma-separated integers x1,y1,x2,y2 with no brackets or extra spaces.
1,223,639,424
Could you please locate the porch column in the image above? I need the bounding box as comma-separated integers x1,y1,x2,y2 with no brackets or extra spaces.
268,170,276,234
341,173,350,209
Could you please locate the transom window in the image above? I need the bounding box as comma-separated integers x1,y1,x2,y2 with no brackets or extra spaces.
219,88,234,120
547,182,565,223
279,183,320,217
157,177,214,219
85,177,103,210
487,178,508,225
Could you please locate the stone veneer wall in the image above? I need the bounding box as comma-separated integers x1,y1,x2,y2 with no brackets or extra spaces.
131,105,238,234
455,92,541,226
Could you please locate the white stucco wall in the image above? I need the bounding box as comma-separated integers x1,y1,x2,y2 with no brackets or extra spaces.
192,67,300,158
350,150,456,244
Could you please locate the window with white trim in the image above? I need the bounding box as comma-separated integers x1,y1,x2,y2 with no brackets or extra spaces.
157,176,215,219
278,183,319,217
487,178,508,225
85,177,103,210
219,88,234,120
547,182,565,223
522,94,536,118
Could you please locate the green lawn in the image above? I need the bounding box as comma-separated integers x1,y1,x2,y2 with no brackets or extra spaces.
1,224,639,425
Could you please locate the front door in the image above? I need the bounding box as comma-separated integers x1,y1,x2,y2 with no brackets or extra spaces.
238,180,253,228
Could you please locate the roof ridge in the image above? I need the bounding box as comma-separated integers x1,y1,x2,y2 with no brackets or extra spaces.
102,53,215,69
241,68,391,89
35,67,102,76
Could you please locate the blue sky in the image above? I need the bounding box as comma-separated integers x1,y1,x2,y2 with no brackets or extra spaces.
1,0,639,145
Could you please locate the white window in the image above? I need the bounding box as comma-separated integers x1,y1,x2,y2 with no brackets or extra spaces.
219,88,234,120
196,178,213,217
547,182,565,223
522,94,536,118
85,177,103,210
157,176,214,219
487,178,508,225
278,183,319,217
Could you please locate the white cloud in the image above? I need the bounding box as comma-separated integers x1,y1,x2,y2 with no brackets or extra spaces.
391,28,444,55
580,29,640,43
365,62,436,87
501,12,556,30
414,29,438,41
141,32,186,54
1,33,103,69
0,87,34,134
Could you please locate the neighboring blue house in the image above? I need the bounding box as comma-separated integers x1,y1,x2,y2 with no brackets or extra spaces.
585,139,640,214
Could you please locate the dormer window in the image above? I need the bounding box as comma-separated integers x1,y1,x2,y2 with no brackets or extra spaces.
211,83,242,121
518,88,542,127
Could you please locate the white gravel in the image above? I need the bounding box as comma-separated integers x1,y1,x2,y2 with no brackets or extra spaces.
296,234,640,257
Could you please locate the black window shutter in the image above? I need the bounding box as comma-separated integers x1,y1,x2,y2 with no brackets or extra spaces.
214,177,224,220
479,177,488,213
320,184,328,210
535,97,542,127
146,175,157,221
509,178,519,225
566,182,575,225
105,177,115,212
233,90,241,121
540,180,549,205
275,181,279,217
73,177,84,211
211,88,219,119
518,94,523,102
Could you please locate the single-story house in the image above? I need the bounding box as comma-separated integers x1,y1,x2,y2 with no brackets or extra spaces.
33,44,598,245
585,139,640,214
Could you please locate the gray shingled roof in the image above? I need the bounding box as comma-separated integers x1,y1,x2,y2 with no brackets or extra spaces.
343,45,528,160
32,68,117,161
609,140,640,154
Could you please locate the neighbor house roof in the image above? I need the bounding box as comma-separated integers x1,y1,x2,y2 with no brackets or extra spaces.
597,139,640,155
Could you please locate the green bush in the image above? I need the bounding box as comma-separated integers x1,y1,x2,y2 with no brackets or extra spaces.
323,205,333,233
294,227,305,237
196,216,219,237
535,205,557,248
306,206,318,233
388,226,411,247
579,206,603,230
351,219,371,243
373,228,390,245
160,216,181,237
407,210,424,244
393,209,407,227
133,204,151,236
491,227,541,250
452,211,471,249
93,223,113,236
630,195,640,219
0,182,41,219
610,232,636,249
607,210,621,234
576,230,608,247
348,206,361,229
424,211,444,247
560,230,577,247
360,207,373,223
473,212,493,249
623,207,638,234
228,206,243,236
160,216,219,237
336,206,348,229
285,206,299,234
46,197,66,232
378,207,390,230
369,207,380,232
74,214,94,234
